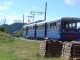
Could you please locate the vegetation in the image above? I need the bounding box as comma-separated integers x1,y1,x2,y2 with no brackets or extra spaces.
12,30,22,37
0,26,8,33
3,23,23,34
0,32,61,60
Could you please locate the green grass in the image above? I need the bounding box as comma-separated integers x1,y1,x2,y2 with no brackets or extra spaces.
0,32,61,60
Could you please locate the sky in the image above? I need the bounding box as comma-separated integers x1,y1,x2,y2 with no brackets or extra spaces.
0,0,80,25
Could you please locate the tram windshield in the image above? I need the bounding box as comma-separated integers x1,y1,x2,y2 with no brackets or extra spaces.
62,21,80,29
77,22,80,29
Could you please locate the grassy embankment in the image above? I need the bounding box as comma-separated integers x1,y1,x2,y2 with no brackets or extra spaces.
0,31,60,60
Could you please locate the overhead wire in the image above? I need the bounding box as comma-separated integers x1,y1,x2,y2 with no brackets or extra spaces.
47,2,64,11
28,2,64,22
34,2,64,14
35,4,45,11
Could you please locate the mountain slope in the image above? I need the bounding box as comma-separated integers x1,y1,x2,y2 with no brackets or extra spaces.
3,23,23,34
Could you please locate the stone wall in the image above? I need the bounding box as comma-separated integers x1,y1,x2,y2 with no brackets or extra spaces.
40,40,80,60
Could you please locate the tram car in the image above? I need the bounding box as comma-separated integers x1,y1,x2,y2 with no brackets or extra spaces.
48,17,80,41
23,17,80,41
22,25,27,38
36,21,47,39
27,23,36,38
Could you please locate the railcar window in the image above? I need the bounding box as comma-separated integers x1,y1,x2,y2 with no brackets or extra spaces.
68,23,76,28
56,22,60,29
28,26,34,30
53,22,56,29
47,23,50,29
47,22,57,29
62,21,76,29
37,25,44,30
77,22,80,29
50,23,53,29
23,27,26,31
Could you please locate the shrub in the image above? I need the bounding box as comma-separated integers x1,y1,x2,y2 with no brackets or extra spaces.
12,30,22,37
0,26,8,33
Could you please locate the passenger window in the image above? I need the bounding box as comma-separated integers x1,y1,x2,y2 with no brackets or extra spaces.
28,26,34,30
50,23,53,29
28,27,30,30
77,22,80,29
56,22,60,29
47,22,57,29
47,23,50,29
36,26,38,29
33,26,34,29
73,23,75,27
62,21,76,29
53,22,56,29
23,27,26,31
43,24,44,27
37,25,44,30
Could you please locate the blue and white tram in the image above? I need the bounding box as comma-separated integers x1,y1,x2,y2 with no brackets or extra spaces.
46,19,61,40
36,21,47,39
27,23,36,38
60,17,80,41
22,25,28,38
23,17,80,41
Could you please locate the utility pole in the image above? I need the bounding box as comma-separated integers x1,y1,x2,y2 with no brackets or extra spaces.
22,14,24,35
4,18,6,25
44,2,47,21
23,14,24,26
29,2,47,22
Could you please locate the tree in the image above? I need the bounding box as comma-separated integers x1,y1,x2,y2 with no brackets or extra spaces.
0,26,9,33
12,30,22,37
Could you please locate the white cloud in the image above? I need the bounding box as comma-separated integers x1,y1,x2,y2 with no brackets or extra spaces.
7,16,18,25
0,11,49,25
32,6,39,9
4,1,13,6
65,0,80,5
0,13,5,17
0,13,5,21
0,12,21,25
0,12,19,25
7,14,27,25
0,17,4,21
0,1,12,11
0,6,9,10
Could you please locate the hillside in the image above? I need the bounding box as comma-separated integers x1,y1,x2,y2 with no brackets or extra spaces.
3,23,23,34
